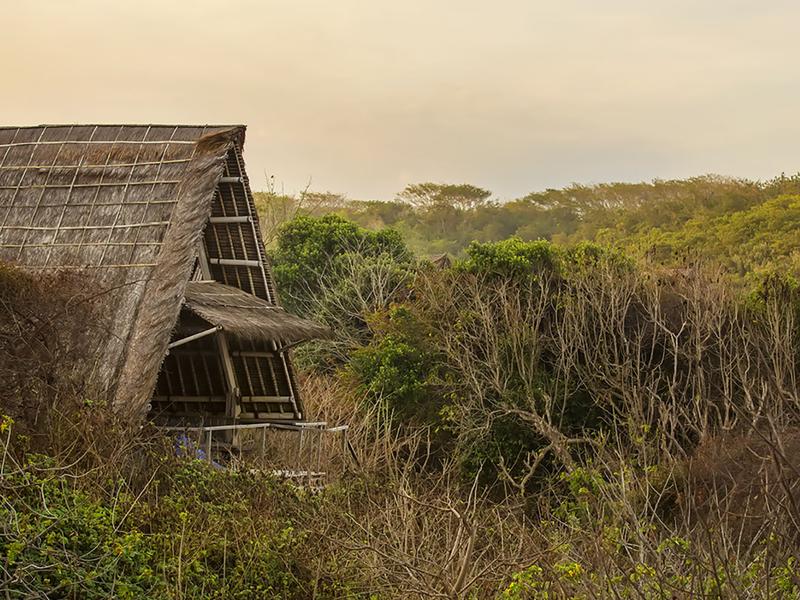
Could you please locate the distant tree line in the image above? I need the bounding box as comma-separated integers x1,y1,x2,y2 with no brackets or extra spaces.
256,173,800,280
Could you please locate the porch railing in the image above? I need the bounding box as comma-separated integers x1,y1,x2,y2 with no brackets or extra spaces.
160,421,356,484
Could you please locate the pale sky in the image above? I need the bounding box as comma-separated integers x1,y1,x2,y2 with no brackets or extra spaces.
2,0,799,200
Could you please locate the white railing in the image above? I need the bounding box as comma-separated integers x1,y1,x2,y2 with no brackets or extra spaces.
159,421,355,479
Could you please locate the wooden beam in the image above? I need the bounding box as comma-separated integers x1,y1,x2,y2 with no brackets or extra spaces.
209,216,251,224
167,349,219,357
197,238,212,276
240,395,294,402
231,350,275,358
196,242,241,445
216,332,241,446
238,412,299,420
152,395,227,403
208,257,261,268
168,326,221,349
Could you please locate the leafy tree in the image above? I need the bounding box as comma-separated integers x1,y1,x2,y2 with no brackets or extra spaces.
397,182,492,211
624,194,800,279
395,183,493,240
271,214,411,312
271,215,415,370
460,237,561,278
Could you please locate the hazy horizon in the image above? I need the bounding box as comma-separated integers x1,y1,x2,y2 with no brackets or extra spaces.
2,0,799,200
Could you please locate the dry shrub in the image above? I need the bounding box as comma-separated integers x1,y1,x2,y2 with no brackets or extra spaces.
298,372,415,473
3,248,800,597
0,262,112,447
686,427,800,544
287,375,548,598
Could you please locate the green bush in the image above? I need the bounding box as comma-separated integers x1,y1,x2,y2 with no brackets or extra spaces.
0,450,360,599
1,454,161,598
272,214,411,313
460,237,561,278
350,333,434,423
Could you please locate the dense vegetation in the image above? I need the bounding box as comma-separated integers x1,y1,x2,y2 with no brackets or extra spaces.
3,173,800,597
256,173,800,279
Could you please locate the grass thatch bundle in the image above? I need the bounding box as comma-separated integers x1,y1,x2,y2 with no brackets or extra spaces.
183,280,330,345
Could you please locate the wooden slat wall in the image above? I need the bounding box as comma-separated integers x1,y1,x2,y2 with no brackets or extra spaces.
150,309,227,421
152,142,302,424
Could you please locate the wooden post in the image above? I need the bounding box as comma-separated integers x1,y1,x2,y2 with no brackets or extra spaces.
298,429,305,469
216,332,240,447
197,241,212,276
261,426,267,457
316,428,323,475
200,242,241,447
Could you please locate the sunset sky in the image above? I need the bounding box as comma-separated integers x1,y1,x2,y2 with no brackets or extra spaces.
2,0,799,200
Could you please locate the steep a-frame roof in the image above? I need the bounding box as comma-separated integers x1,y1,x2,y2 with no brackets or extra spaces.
0,124,291,420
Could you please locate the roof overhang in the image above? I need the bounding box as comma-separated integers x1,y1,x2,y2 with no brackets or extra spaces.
182,281,330,345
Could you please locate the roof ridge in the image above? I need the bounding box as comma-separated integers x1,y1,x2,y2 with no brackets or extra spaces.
0,123,246,130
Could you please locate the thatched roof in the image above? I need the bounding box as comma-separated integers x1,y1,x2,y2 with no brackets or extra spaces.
0,124,301,421
184,281,330,344
429,253,452,269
